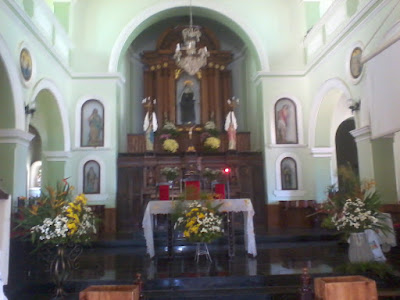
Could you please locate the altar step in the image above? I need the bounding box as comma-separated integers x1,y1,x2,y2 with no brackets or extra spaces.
142,274,304,299
91,228,339,249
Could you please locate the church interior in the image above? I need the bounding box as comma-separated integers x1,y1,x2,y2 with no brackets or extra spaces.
1,0,400,298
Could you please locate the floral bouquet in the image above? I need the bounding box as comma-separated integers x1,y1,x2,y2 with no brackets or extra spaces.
162,139,179,153
159,121,180,153
161,166,180,181
203,136,221,151
202,168,222,182
201,121,220,151
174,200,224,243
320,166,388,236
15,179,97,248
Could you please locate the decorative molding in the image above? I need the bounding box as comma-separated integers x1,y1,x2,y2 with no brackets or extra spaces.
268,144,307,149
70,72,126,84
273,190,306,197
310,147,334,157
3,0,72,75
42,151,72,161
350,125,371,142
0,129,34,147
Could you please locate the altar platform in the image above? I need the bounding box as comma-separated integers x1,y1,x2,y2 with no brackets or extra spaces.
4,228,400,299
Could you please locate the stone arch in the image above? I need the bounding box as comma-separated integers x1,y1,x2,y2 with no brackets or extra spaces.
108,0,269,73
29,79,70,151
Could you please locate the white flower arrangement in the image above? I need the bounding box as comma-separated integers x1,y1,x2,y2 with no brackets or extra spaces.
161,166,180,181
331,198,379,233
174,200,224,243
204,121,216,131
30,202,97,245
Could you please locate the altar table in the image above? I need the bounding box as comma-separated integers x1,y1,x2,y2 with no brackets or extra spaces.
142,199,257,258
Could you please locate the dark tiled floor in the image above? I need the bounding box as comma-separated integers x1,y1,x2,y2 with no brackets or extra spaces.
4,229,400,299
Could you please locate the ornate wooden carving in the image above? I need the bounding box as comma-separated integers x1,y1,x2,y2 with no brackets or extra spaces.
117,152,266,233
141,26,233,130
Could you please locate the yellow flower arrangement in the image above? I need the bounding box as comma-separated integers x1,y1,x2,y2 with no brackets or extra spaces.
204,136,221,150
15,179,97,247
174,200,224,243
163,138,179,153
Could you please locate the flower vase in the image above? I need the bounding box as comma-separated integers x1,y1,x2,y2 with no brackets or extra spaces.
348,232,374,263
50,245,71,298
50,244,82,298
195,242,212,263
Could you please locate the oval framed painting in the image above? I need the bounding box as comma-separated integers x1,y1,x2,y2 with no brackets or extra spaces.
20,47,33,82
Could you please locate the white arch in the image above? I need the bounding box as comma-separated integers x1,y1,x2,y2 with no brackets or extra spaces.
108,0,269,72
75,96,110,149
270,95,304,145
0,34,25,130
29,78,71,151
308,78,352,148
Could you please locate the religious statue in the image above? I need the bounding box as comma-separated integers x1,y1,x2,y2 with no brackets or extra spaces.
180,80,196,124
142,97,158,151
88,108,103,146
224,97,239,151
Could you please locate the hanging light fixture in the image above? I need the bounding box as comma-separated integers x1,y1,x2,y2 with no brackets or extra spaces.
174,0,209,76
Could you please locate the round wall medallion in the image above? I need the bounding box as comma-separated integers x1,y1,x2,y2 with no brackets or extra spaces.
20,48,32,81
350,47,363,79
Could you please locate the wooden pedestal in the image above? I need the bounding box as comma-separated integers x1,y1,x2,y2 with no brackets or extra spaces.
314,276,377,300
79,285,139,300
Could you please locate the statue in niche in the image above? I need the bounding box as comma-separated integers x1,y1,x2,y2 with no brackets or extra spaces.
180,80,196,124
225,97,239,151
142,97,158,151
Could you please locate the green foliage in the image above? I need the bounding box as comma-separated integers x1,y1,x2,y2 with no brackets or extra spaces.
335,262,395,279
320,165,390,236
14,179,97,249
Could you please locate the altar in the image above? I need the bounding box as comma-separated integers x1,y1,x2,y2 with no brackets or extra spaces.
142,199,257,258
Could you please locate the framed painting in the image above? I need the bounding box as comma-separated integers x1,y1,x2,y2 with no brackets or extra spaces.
281,157,298,190
81,100,104,147
83,160,100,194
275,98,298,144
350,47,363,79
20,48,32,81
176,73,201,125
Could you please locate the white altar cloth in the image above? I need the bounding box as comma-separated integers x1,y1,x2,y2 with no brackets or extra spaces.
142,199,257,258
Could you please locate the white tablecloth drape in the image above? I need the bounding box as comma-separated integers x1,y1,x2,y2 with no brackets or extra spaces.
142,199,257,258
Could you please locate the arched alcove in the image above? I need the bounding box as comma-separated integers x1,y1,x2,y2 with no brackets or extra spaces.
335,118,358,175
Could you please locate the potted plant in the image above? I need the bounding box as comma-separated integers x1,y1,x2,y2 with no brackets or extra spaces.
160,167,180,187
320,166,390,263
15,179,97,296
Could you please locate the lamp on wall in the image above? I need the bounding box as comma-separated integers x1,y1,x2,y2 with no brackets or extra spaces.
173,0,209,76
347,99,360,113
25,104,36,116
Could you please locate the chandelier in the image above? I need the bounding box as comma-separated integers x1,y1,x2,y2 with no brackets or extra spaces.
174,2,209,76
